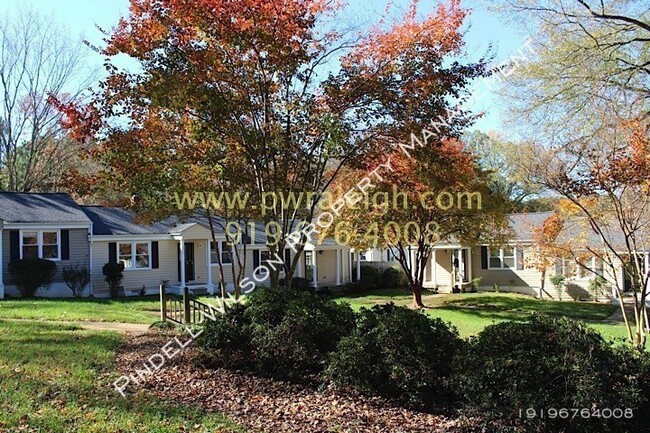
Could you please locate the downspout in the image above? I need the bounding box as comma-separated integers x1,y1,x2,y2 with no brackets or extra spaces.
88,222,94,297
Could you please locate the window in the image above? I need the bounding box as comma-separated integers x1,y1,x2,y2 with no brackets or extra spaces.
360,251,367,261
559,257,604,279
20,230,60,260
488,247,524,270
256,251,270,274
210,241,232,265
22,231,38,258
118,241,151,270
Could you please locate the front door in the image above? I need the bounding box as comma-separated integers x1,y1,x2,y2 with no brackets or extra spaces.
177,242,195,282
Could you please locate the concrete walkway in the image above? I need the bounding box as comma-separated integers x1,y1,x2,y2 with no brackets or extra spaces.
2,318,151,334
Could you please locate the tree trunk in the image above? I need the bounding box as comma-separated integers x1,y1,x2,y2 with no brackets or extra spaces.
411,283,425,308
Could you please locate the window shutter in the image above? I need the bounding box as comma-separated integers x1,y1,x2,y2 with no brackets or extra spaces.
516,248,524,270
9,230,19,261
284,248,291,272
61,230,70,260
253,250,260,269
151,241,159,268
480,246,488,269
108,242,117,264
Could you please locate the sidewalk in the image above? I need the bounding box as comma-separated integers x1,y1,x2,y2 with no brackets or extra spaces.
2,318,150,334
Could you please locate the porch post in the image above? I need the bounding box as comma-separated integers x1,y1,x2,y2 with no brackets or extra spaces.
348,251,352,282
0,229,4,299
206,239,214,294
356,252,361,281
312,251,318,288
467,248,472,282
179,238,186,289
335,249,341,286
297,250,303,278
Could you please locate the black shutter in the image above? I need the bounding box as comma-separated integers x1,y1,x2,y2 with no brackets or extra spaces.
284,248,291,272
151,241,159,268
9,230,19,261
61,230,70,260
480,246,488,269
253,250,260,269
108,242,117,264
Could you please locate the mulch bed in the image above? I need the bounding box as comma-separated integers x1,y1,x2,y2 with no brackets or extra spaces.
114,330,467,432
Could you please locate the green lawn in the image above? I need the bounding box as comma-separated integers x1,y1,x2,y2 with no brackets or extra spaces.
0,296,160,324
336,290,629,339
0,319,243,433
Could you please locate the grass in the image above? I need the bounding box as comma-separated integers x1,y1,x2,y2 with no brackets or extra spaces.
336,289,629,339
0,319,244,433
0,296,160,324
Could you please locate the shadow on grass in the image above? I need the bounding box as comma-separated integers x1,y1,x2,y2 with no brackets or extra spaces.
437,295,616,322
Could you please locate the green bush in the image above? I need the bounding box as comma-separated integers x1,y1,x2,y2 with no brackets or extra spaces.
458,315,648,433
197,287,355,382
379,267,408,290
102,262,124,298
247,287,355,381
357,265,381,290
327,304,464,411
8,258,57,297
196,303,253,370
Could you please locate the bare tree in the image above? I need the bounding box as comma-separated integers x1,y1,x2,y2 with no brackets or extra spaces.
0,6,93,191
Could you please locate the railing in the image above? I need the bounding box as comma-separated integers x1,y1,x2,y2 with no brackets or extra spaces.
159,284,219,325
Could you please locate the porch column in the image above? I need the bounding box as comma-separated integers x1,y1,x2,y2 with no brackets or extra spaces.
297,250,303,278
356,252,361,281
179,239,186,289
312,251,318,288
206,239,214,294
348,251,352,282
0,229,4,299
467,248,472,281
336,249,341,286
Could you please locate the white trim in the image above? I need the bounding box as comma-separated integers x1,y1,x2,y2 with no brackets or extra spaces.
93,234,171,241
487,246,520,270
5,222,90,230
209,240,233,266
19,229,61,261
117,240,152,271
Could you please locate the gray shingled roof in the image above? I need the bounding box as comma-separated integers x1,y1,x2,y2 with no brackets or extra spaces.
507,211,554,241
0,192,91,223
81,206,179,235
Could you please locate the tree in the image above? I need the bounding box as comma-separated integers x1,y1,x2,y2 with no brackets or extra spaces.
489,0,648,145
464,130,546,211
329,139,509,308
525,213,563,299
526,117,650,348
0,6,93,191
55,0,489,293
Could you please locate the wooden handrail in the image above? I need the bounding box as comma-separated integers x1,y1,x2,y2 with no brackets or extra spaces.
160,284,218,325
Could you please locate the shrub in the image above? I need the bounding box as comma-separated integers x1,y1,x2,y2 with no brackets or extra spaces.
247,286,355,381
327,304,464,411
357,265,381,290
284,277,312,291
197,286,355,382
102,262,124,298
458,315,647,433
8,258,57,297
196,302,253,370
62,263,90,297
379,267,408,290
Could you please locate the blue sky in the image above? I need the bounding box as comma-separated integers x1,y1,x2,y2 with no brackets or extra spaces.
2,0,529,133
